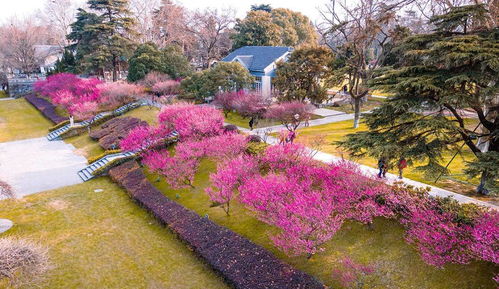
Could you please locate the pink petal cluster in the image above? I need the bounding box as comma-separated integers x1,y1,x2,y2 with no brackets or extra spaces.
264,101,315,131
214,90,269,117
98,82,144,109
158,102,224,140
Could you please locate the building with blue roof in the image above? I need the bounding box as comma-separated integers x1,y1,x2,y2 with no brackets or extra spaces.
221,46,293,97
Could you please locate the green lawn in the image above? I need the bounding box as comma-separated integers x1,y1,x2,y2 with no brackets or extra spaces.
291,119,498,203
145,159,496,289
0,98,53,142
225,111,324,129
0,178,229,289
0,91,8,98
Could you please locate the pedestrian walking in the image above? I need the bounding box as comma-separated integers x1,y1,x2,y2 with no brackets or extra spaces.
397,157,407,179
249,117,254,131
304,115,310,127
377,158,386,178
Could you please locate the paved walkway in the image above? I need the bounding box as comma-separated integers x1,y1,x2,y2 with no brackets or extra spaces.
237,125,498,210
0,137,87,198
0,97,15,101
313,108,345,117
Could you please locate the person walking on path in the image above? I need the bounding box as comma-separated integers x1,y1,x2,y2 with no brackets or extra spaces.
249,117,254,131
377,158,387,178
397,157,408,179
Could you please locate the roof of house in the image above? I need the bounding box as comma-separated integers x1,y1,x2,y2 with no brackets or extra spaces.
221,46,292,72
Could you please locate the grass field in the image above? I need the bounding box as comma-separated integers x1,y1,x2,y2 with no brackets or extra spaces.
145,159,497,289
0,98,53,143
0,178,229,289
326,96,386,114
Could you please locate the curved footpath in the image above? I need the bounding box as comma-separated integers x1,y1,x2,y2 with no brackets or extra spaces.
231,107,498,210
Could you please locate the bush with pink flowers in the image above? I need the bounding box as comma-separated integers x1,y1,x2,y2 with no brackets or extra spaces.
151,80,181,96
98,82,144,109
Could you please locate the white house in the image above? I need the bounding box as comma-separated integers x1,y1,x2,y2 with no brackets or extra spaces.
221,46,292,98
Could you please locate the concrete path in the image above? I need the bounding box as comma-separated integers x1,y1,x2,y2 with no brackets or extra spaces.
0,137,87,198
313,108,345,117
0,97,15,101
238,125,498,210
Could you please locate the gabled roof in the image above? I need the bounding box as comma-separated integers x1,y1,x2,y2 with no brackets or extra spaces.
222,46,292,72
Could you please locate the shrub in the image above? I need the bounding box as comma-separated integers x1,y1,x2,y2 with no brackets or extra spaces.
246,142,268,156
138,71,171,88
0,237,49,288
108,161,325,289
151,80,181,96
87,149,122,164
223,124,239,133
48,120,70,132
98,82,144,109
0,180,14,199
25,94,66,124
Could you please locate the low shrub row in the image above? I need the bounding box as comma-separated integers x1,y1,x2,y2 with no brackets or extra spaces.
48,120,70,132
25,94,66,124
91,156,137,177
109,161,325,289
90,117,148,150
87,149,122,164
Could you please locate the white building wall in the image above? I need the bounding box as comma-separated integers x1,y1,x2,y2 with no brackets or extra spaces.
261,76,272,98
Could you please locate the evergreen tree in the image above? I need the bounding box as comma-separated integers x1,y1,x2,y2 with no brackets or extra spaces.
50,49,78,75
338,5,499,194
160,45,193,79
250,4,272,12
68,0,136,81
127,43,162,82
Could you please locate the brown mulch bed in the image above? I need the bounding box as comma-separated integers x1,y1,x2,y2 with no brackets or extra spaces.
89,117,148,150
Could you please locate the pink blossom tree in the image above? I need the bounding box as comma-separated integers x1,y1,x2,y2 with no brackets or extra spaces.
120,125,173,152
206,156,259,215
151,80,181,96
143,150,198,189
264,101,315,131
158,102,224,140
98,82,145,109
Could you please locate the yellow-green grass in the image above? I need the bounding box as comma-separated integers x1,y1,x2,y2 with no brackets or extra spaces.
119,105,160,125
0,91,8,98
0,98,52,142
0,178,229,289
145,159,496,289
225,111,323,129
290,119,497,202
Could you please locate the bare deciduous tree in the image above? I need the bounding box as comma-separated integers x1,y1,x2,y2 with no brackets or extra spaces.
42,0,79,46
318,0,410,128
186,8,235,69
129,0,161,43
0,238,50,288
0,180,14,199
0,19,52,75
151,0,194,51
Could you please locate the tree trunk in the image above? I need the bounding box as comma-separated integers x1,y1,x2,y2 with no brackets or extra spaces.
112,56,118,82
353,98,361,128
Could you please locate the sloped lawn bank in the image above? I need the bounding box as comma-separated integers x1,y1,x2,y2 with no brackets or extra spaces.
109,160,325,289
0,178,228,289
144,158,497,289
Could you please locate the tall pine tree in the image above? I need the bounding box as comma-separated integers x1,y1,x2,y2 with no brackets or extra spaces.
338,4,499,194
68,1,136,80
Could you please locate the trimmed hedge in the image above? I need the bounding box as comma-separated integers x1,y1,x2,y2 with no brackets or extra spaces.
87,149,122,164
90,117,148,150
109,161,325,289
25,94,66,124
48,120,70,132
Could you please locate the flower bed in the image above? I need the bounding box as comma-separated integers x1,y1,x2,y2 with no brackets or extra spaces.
25,94,66,124
89,117,148,150
109,161,324,289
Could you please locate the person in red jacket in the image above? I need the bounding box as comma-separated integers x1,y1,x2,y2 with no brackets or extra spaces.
397,157,408,179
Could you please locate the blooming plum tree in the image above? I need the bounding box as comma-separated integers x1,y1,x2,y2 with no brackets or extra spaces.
264,101,314,131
